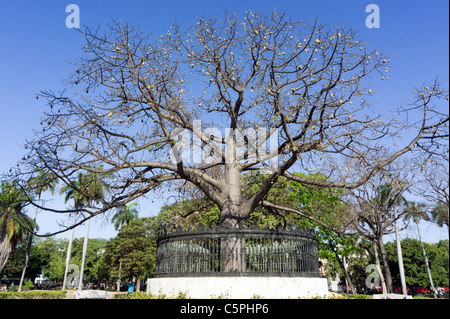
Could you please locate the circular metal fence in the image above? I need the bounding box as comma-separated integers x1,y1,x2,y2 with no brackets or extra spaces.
155,224,320,277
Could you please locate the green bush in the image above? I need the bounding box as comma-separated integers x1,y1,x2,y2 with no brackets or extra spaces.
124,290,189,299
126,291,155,299
344,294,370,299
22,281,35,291
329,293,370,299
0,291,66,299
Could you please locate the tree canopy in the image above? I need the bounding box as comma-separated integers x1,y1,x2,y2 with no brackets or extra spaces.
386,239,449,287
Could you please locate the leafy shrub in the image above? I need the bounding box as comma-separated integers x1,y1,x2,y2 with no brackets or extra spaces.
328,293,369,299
0,291,66,299
22,281,35,291
344,294,370,299
126,291,155,299
124,290,188,299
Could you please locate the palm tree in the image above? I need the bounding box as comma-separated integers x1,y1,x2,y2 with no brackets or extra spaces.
60,168,109,290
374,182,408,294
60,172,88,211
430,203,449,239
0,181,36,273
376,182,408,213
112,202,139,231
110,201,138,292
18,170,58,291
405,201,437,298
78,169,109,290
60,172,85,290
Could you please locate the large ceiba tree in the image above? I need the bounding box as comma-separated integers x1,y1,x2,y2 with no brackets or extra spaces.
15,12,448,266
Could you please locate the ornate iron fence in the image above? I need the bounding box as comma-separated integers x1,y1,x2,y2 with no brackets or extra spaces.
155,224,320,277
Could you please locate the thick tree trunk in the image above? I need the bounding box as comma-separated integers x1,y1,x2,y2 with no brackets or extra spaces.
372,240,387,294
136,276,141,292
221,235,246,273
220,206,246,273
377,236,394,293
219,161,249,273
0,237,15,273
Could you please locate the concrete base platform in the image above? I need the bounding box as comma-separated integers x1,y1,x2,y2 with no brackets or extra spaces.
147,276,329,299
73,290,110,299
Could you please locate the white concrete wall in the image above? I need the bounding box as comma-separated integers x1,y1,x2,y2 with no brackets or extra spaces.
147,276,329,299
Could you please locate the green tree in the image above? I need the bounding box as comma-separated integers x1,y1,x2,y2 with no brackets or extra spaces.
77,168,109,289
286,172,367,294
386,238,449,288
60,172,87,289
430,203,449,239
0,181,36,273
2,236,71,282
60,168,109,289
18,169,58,291
35,237,67,281
112,202,139,231
1,236,53,283
422,240,449,288
43,238,73,281
348,172,412,294
404,201,438,296
5,236,108,283
100,218,157,291
60,173,87,211
377,181,409,294
60,168,109,210
68,238,107,282
413,158,449,239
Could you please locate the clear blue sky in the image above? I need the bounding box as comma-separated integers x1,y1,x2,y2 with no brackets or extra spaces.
0,1,448,242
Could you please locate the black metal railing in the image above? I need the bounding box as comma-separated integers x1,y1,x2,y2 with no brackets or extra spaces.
155,224,320,277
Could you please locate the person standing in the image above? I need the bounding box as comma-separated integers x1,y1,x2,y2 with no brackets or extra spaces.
127,280,135,296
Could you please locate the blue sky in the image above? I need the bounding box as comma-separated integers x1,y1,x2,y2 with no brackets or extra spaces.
0,1,448,242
